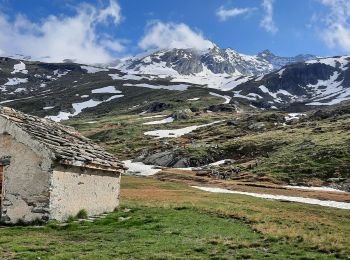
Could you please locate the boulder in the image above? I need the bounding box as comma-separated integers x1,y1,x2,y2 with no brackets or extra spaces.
227,119,240,126
207,104,236,112
248,122,266,131
171,109,193,120
146,102,172,113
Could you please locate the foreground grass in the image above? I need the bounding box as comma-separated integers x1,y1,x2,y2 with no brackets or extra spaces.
1,176,349,259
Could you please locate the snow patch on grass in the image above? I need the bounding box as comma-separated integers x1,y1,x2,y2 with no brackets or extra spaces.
81,66,109,73
124,83,189,91
283,186,346,193
91,86,122,94
123,160,161,176
46,95,123,122
144,120,224,138
192,186,350,210
143,117,174,125
4,78,28,86
11,61,28,74
209,92,231,104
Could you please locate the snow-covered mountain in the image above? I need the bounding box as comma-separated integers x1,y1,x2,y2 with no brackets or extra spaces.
115,46,316,89
232,56,350,108
1,51,350,121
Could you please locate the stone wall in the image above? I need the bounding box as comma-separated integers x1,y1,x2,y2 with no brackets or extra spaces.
0,133,51,223
49,165,121,221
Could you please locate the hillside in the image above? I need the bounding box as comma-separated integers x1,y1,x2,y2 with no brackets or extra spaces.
1,52,350,190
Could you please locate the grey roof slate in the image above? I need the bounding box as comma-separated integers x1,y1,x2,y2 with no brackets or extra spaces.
0,106,125,172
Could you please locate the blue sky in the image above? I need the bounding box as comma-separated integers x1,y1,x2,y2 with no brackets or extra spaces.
0,0,349,63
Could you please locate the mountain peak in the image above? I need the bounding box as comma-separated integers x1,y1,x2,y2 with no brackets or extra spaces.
258,49,275,58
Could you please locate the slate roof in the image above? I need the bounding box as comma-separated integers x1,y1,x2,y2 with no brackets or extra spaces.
0,106,126,173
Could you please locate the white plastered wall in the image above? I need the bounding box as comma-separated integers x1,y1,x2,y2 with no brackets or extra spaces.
49,165,121,221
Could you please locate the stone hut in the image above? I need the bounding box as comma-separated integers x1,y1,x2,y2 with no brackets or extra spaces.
0,106,125,224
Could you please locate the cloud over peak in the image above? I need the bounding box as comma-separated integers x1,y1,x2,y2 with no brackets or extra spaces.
216,6,254,22
317,0,350,52
139,21,215,51
260,0,278,34
0,0,124,64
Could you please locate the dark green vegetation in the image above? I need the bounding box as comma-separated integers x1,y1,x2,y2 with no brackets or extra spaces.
1,177,349,259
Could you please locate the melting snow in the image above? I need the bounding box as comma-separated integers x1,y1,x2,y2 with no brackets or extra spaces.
14,88,26,93
91,86,121,94
188,97,200,101
255,75,264,81
233,91,257,101
306,56,349,71
277,68,286,78
81,66,109,73
53,69,69,78
123,160,161,176
305,71,350,105
141,115,167,119
124,83,189,91
192,186,350,210
258,85,295,103
46,95,124,122
109,73,145,80
143,117,174,125
4,78,28,86
285,113,306,121
209,160,229,166
209,92,231,104
283,186,345,193
144,120,224,138
11,61,28,74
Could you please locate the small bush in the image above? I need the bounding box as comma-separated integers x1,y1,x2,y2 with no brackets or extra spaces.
67,215,76,223
76,209,88,219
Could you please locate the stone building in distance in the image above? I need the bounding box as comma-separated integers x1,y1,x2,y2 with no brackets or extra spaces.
0,106,125,224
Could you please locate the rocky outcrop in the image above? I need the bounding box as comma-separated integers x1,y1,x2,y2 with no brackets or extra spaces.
146,102,172,113
207,104,236,112
171,109,193,120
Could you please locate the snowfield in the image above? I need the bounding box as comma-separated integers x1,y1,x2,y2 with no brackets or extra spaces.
144,120,224,138
46,95,124,122
91,86,121,94
11,61,28,74
285,113,306,121
4,78,28,86
283,186,345,193
123,160,161,176
81,65,109,73
109,73,145,81
192,186,350,210
209,92,231,104
143,117,174,125
124,83,189,91
306,56,350,71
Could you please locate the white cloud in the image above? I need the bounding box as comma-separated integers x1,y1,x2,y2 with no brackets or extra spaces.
0,0,124,64
216,6,254,21
260,0,278,34
139,21,215,51
317,0,350,52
